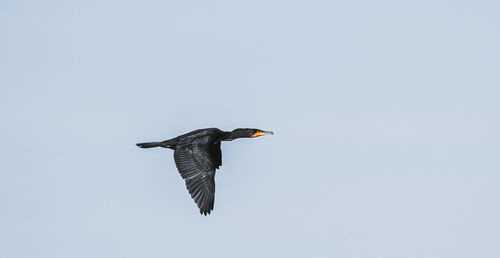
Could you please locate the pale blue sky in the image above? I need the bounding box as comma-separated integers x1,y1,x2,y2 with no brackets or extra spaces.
1,1,499,257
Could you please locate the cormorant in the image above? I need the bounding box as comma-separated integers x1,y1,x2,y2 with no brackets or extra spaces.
136,128,273,215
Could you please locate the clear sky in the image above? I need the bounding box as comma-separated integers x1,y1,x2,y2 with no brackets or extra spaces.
1,0,499,257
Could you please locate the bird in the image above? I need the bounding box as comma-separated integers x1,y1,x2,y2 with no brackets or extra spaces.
136,128,273,215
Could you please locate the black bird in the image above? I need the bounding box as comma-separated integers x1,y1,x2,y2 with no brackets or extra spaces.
136,128,273,215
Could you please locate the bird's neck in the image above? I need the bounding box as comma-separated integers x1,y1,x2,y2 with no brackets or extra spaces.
221,131,241,141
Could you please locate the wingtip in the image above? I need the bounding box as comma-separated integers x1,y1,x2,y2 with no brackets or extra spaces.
200,209,212,216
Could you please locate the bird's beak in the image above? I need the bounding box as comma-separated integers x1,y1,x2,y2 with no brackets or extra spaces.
252,130,274,137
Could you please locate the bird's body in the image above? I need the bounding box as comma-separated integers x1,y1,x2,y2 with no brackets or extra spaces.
137,128,273,215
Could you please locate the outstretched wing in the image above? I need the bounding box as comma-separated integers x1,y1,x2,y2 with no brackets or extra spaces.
173,138,221,215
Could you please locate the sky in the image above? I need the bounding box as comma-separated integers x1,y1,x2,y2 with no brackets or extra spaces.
1,0,499,257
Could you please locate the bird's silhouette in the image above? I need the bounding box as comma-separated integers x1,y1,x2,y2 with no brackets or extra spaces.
137,128,273,215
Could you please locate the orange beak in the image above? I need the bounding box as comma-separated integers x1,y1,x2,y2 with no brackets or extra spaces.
251,130,274,137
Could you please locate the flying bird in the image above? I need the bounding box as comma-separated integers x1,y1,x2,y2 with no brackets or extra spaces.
136,128,273,215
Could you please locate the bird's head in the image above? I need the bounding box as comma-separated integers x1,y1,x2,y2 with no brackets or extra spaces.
230,128,274,139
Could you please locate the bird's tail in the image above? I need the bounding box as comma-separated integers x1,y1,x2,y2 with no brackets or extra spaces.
136,142,163,148
136,139,176,149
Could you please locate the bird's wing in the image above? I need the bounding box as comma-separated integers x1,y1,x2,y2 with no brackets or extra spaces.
173,139,220,215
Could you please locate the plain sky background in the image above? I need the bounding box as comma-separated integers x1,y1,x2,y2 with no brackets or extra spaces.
1,0,499,257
